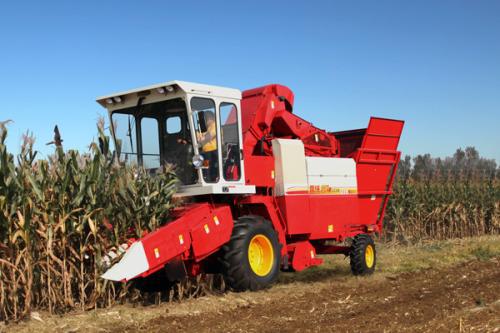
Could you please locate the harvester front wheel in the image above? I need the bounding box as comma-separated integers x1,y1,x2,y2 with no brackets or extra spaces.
221,216,280,291
350,234,376,275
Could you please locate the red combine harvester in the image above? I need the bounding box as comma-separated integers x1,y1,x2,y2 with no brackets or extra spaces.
97,81,404,291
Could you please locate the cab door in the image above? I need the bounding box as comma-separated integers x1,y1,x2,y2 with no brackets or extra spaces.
219,102,242,181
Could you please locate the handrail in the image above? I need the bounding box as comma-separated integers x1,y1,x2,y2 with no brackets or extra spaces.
357,148,400,154
357,160,398,165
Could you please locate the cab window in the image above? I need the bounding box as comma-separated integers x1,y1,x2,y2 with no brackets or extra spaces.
191,97,219,183
140,117,160,170
219,102,241,181
111,113,138,165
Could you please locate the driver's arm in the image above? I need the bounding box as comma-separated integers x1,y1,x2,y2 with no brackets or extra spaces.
197,125,216,147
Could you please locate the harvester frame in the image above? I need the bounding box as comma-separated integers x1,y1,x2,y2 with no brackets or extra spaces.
97,80,404,291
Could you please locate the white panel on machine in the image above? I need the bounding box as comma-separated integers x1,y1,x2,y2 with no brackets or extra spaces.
271,139,308,196
305,157,357,195
272,139,358,196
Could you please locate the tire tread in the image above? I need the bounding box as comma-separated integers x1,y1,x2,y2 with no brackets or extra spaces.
221,215,280,291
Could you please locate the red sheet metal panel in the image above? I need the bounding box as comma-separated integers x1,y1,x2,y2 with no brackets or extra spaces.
275,195,311,234
140,203,234,277
361,117,404,151
287,241,323,271
307,195,359,239
355,117,404,232
189,205,233,260
141,216,192,276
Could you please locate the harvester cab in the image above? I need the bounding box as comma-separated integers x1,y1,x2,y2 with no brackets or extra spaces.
97,81,255,196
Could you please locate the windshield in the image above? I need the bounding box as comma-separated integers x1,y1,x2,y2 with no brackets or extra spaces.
111,98,198,185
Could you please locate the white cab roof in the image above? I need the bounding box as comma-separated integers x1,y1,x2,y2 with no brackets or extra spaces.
96,80,241,107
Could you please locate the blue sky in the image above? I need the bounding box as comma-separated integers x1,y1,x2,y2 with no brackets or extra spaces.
0,1,499,161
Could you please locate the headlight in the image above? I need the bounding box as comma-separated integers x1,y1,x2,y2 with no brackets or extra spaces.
192,154,204,168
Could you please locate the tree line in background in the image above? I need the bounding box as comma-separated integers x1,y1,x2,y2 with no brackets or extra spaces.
398,146,498,183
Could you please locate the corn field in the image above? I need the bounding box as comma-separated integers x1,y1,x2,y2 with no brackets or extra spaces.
0,123,178,321
385,152,500,241
0,123,499,322
385,180,499,242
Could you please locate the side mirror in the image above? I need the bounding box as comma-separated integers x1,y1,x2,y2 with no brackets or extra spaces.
192,154,204,169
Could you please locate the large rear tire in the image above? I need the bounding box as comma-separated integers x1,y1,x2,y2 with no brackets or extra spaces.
221,216,280,291
350,234,376,276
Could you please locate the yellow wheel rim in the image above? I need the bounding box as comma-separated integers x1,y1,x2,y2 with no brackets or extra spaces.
365,244,375,268
248,234,274,277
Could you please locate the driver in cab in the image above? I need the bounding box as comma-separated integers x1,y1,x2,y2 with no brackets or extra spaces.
196,111,218,181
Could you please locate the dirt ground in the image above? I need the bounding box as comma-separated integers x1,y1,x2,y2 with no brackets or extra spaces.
3,236,500,333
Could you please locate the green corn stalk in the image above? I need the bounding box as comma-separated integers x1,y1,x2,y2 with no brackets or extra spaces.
0,121,178,321
385,169,499,242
